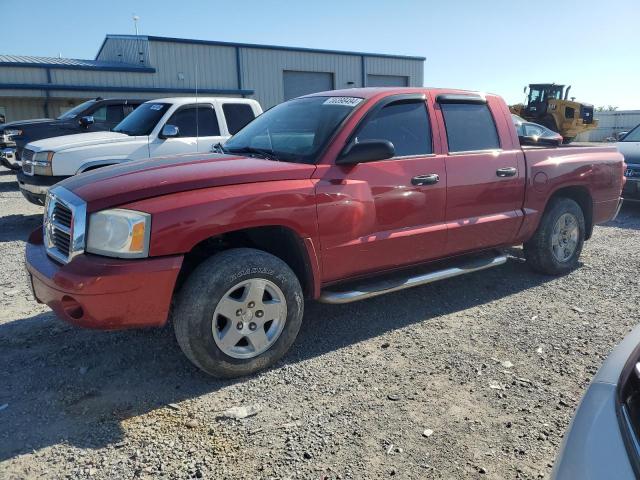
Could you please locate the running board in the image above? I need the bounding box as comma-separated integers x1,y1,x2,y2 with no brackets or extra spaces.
318,253,508,304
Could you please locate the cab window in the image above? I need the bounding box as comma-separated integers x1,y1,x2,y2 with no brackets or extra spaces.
441,103,500,152
355,100,432,157
168,105,220,137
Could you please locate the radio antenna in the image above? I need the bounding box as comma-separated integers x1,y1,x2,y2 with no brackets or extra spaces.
195,62,199,149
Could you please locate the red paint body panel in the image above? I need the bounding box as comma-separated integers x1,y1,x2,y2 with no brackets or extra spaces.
25,228,182,329
26,87,625,330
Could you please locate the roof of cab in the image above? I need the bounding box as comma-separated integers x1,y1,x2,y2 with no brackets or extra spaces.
143,97,260,105
304,87,499,100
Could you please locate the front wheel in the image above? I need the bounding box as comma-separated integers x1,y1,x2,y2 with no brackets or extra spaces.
172,248,304,378
524,197,585,275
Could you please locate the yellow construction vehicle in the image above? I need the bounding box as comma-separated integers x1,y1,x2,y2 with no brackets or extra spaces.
510,84,597,143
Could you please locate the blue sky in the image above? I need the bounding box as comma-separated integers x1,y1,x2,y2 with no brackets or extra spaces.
3,0,639,109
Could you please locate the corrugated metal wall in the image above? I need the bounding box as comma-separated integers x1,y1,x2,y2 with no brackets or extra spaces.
148,41,238,90
575,110,640,142
1,36,426,120
240,48,362,108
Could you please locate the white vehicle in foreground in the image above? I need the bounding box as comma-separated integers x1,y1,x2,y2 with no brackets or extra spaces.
17,97,262,205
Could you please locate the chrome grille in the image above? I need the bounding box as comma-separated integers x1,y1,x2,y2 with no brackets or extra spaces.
52,202,72,229
22,149,34,175
21,149,34,162
625,167,640,178
44,187,86,264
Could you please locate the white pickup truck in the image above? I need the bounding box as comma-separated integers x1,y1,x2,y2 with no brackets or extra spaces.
17,97,262,205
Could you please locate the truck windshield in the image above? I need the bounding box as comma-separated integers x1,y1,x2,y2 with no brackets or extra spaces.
56,100,96,120
112,103,171,136
223,96,362,164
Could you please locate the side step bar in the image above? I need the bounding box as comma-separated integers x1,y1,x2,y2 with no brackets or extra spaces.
318,254,508,304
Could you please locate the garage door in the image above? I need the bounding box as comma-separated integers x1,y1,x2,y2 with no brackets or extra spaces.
367,74,409,87
283,71,334,101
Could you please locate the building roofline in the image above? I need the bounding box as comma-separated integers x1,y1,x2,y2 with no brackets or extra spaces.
0,83,254,96
98,34,427,61
0,61,155,73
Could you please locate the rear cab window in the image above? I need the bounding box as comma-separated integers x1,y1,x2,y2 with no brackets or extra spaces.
440,101,500,153
354,99,432,157
222,103,257,135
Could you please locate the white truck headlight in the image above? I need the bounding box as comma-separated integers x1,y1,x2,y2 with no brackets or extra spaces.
31,151,54,175
86,209,151,258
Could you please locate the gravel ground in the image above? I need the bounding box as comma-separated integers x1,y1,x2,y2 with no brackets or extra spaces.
0,168,638,480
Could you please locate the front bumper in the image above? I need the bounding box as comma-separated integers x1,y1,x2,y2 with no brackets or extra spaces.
17,171,68,205
0,147,19,169
25,228,183,330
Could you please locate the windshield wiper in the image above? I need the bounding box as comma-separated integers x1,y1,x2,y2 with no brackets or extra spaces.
212,142,227,154
226,146,279,161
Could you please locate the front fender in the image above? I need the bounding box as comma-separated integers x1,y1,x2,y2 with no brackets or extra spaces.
76,159,128,174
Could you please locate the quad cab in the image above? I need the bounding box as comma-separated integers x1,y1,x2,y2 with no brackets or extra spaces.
25,88,624,377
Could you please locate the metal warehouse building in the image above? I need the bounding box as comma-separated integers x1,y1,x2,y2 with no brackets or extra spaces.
0,34,425,122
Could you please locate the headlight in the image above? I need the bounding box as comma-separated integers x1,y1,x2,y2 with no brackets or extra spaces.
4,129,22,138
30,151,54,175
86,209,151,258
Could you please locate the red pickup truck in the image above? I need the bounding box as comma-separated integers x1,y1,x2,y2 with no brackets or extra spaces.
25,88,624,377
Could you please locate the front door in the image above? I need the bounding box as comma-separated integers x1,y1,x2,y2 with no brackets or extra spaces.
315,96,447,282
437,96,525,254
149,103,225,158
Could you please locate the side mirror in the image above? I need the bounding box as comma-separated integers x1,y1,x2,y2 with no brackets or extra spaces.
79,116,94,128
337,139,395,165
160,124,179,139
518,135,561,147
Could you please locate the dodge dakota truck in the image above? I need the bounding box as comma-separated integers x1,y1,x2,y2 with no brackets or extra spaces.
25,88,625,378
17,97,262,205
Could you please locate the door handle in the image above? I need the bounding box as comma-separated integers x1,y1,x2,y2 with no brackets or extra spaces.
411,174,440,186
496,167,517,177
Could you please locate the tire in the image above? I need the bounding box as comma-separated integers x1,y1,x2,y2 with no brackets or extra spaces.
172,248,304,378
524,197,585,275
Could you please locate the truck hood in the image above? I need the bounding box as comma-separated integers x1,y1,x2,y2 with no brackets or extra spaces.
26,131,133,152
58,153,317,211
0,118,54,130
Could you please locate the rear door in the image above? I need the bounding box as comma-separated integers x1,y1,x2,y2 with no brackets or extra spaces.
434,94,525,254
315,94,447,282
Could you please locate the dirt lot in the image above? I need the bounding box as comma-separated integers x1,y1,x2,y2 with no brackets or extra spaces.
0,168,638,480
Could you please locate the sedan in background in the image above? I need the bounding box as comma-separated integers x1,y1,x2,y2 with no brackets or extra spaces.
617,123,640,200
552,325,640,479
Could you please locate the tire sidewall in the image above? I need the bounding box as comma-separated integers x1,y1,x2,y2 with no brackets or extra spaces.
176,249,304,377
543,199,585,273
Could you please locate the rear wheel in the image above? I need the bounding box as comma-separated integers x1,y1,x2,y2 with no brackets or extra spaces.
524,197,585,275
172,248,304,377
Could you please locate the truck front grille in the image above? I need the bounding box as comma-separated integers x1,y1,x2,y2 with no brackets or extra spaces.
44,187,87,264
22,149,34,175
